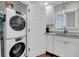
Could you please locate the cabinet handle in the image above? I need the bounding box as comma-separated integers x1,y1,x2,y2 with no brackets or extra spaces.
64,42,68,44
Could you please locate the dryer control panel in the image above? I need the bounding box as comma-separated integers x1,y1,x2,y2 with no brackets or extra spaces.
15,37,23,42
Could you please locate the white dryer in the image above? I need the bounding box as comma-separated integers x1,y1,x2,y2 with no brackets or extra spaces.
4,8,26,39
4,36,26,57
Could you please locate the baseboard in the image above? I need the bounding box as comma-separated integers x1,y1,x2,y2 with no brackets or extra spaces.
27,51,46,57
46,51,59,57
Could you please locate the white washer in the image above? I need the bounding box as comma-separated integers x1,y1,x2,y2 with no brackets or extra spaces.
4,8,26,39
4,36,26,57
3,8,27,57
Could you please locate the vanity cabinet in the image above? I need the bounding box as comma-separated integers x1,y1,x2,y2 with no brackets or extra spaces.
54,36,65,57
54,36,79,57
64,37,79,57
66,42,79,57
46,35,54,54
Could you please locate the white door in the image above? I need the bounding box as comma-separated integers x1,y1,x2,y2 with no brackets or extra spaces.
46,35,54,54
54,36,65,57
66,41,79,57
27,4,46,57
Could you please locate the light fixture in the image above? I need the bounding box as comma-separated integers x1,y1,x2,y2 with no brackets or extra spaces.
44,2,48,5
62,1,65,14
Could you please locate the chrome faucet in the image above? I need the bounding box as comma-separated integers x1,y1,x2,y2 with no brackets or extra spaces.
61,26,68,33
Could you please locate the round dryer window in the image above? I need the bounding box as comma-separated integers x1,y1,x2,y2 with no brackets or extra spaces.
9,42,25,57
10,15,26,31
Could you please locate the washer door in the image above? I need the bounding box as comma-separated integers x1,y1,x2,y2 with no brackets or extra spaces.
10,15,26,31
9,42,25,57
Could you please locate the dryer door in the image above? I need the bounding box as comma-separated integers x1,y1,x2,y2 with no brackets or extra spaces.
9,42,25,57
10,15,26,31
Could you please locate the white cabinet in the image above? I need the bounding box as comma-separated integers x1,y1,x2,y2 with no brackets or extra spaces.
54,36,65,57
54,36,79,57
46,35,54,54
27,4,46,57
66,42,79,57
64,38,79,57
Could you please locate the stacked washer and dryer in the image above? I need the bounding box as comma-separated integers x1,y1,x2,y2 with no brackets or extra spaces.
3,8,27,57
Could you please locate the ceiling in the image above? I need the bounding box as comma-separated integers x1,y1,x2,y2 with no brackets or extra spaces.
21,1,70,7
41,1,69,6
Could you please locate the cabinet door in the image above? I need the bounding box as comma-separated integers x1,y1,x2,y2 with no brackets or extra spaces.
66,41,79,57
27,5,46,57
46,35,54,54
54,36,65,57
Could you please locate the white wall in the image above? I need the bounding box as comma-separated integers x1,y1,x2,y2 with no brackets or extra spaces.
0,1,27,13
45,5,54,25
45,5,55,31
0,1,27,14
12,1,27,14
0,1,5,13
54,2,79,12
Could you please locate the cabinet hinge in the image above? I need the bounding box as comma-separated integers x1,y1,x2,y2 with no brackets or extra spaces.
28,9,30,12
28,29,30,32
